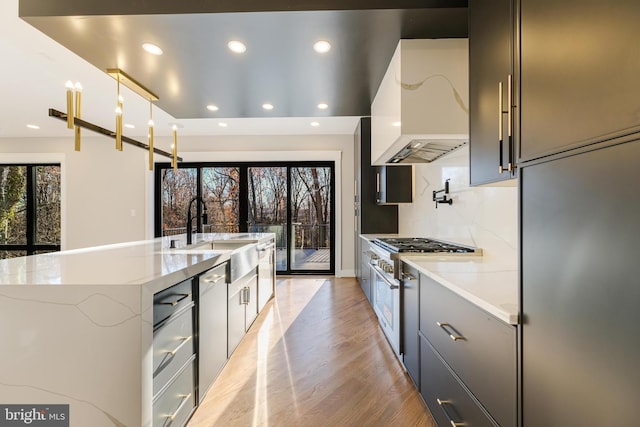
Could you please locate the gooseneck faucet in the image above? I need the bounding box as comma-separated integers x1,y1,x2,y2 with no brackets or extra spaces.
186,196,208,245
433,179,453,208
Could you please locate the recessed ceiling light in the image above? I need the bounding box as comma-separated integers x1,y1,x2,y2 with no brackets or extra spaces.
218,122,228,128
262,103,274,111
310,122,320,127
124,124,135,129
314,40,331,53
142,43,163,56
207,104,219,112
317,103,328,110
228,40,247,54
26,124,40,130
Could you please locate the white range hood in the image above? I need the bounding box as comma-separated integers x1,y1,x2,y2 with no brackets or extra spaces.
371,39,469,165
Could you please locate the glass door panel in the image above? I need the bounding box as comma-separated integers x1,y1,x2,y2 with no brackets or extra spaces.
160,168,197,236
202,167,240,233
247,167,287,271
290,167,332,272
0,166,27,251
35,165,61,245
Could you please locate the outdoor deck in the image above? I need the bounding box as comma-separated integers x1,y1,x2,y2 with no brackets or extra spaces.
276,248,330,271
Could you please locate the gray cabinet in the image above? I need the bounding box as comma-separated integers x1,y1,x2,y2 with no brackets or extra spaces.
420,275,516,427
469,0,518,185
521,140,640,426
257,240,275,312
375,166,412,205
358,237,373,303
401,264,420,388
227,270,258,357
519,0,640,163
354,117,400,236
420,335,495,427
198,261,228,400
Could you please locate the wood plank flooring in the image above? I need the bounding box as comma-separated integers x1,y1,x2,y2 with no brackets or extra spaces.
187,277,436,427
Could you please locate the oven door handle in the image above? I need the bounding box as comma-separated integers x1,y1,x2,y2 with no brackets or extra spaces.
372,265,399,290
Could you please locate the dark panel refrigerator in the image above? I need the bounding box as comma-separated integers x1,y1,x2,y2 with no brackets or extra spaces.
521,140,640,425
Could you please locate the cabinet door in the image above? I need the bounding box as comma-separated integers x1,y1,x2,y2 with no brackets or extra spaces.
521,141,640,426
401,265,420,388
227,281,246,358
375,166,412,204
245,274,258,330
355,118,400,234
519,0,640,161
198,263,228,398
469,0,516,185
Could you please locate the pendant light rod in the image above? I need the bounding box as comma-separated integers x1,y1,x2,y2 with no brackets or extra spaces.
49,108,182,161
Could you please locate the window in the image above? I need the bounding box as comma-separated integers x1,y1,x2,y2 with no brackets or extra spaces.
0,164,61,259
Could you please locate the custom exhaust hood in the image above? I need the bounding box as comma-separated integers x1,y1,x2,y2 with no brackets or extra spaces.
371,39,469,165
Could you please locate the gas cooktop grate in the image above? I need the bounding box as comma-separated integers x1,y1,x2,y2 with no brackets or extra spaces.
373,237,481,254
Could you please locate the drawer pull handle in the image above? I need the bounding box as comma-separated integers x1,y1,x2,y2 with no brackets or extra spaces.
436,322,465,341
203,274,225,284
401,272,416,281
436,398,466,427
166,336,193,356
159,293,191,306
164,393,192,421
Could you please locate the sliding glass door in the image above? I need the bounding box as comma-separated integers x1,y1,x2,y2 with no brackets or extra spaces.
247,166,288,270
290,166,332,271
156,161,334,275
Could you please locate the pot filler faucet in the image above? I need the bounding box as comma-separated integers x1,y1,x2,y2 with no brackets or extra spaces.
186,197,208,245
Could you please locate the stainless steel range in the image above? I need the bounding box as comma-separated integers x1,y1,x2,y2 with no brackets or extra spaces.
366,237,481,359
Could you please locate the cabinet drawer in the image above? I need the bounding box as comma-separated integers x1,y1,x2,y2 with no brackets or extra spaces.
153,305,195,397
420,335,496,427
420,276,516,427
154,278,194,326
153,359,196,427
200,262,228,294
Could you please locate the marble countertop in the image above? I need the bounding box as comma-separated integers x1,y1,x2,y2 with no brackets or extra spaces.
402,255,518,325
0,233,274,290
360,234,518,325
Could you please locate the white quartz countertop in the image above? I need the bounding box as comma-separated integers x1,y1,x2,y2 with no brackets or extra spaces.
361,234,518,325
0,233,273,289
402,255,518,324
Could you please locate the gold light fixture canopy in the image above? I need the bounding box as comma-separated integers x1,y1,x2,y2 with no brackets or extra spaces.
106,69,159,101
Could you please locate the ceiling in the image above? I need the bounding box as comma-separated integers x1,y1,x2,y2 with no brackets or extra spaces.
2,0,467,139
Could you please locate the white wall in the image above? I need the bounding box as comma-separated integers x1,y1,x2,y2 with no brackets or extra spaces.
398,146,518,264
0,137,148,250
0,133,357,275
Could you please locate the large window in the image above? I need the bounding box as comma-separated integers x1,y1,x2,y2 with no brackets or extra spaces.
155,162,334,274
0,164,61,259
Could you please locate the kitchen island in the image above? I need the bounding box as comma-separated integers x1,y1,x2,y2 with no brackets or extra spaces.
0,233,274,427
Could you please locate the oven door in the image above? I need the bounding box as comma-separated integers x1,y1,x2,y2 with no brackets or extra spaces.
372,266,400,356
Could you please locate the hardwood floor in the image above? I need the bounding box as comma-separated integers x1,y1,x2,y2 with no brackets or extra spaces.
188,277,436,427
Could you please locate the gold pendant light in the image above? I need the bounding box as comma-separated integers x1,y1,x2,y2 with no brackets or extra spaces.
115,76,123,151
148,100,154,171
74,82,82,151
172,125,178,171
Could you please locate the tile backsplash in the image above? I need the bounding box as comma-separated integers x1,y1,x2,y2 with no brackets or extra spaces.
398,146,517,265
